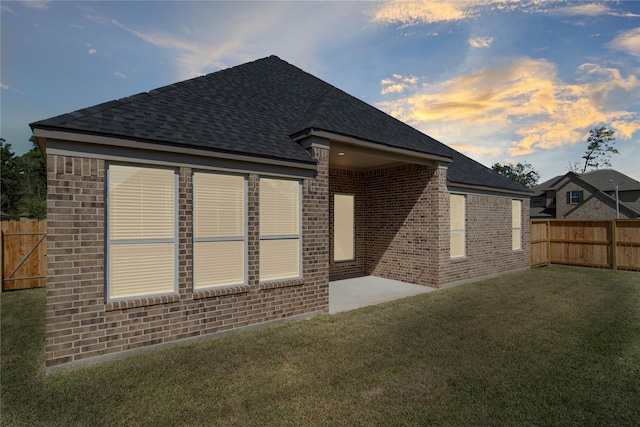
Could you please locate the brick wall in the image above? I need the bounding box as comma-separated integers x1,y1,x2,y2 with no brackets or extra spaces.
364,164,446,287
328,164,528,288
45,152,329,370
441,193,530,285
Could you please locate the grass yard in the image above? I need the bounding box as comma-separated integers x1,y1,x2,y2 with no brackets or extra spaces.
1,266,639,426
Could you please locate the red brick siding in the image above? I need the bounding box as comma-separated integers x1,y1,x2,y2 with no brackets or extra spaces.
45,153,329,369
328,164,528,288
442,193,530,285
364,164,446,287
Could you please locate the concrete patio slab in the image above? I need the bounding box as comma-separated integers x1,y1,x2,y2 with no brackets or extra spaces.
329,276,437,314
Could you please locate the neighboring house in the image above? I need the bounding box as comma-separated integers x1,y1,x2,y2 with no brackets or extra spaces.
530,169,640,219
31,56,531,371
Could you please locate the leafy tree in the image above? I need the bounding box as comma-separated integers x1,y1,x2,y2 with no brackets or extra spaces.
580,126,617,173
1,138,21,218
0,137,47,219
491,162,540,188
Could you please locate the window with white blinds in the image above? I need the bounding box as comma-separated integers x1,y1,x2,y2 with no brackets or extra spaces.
259,177,301,281
107,164,177,300
450,194,466,258
334,194,354,261
193,171,246,289
512,200,522,251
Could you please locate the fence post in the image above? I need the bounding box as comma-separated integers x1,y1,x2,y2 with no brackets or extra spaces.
546,220,551,266
611,220,617,271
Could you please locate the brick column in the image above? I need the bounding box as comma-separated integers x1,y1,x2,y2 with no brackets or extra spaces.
302,145,330,312
247,174,260,287
45,154,105,367
178,167,192,295
426,165,449,287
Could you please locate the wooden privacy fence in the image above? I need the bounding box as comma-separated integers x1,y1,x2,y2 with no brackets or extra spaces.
1,220,47,291
531,219,640,271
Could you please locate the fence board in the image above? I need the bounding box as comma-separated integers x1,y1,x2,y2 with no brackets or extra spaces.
1,220,47,290
532,219,640,271
530,221,549,267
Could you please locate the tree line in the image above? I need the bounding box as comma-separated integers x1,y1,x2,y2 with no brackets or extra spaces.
1,138,47,220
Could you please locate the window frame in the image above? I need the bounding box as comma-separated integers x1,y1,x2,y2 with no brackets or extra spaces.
449,193,466,259
192,170,248,291
569,190,583,204
334,193,355,262
258,177,302,282
105,163,178,302
512,199,522,251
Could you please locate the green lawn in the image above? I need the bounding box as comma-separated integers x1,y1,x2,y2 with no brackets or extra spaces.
2,266,639,426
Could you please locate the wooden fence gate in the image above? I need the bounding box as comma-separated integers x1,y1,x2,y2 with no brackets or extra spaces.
1,220,47,291
531,219,640,271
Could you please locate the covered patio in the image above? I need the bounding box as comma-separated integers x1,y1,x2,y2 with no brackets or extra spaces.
324,135,451,289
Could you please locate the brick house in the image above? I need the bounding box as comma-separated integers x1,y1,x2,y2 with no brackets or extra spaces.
530,169,640,219
31,56,531,372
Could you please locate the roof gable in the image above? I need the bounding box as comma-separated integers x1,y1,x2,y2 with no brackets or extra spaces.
31,55,528,193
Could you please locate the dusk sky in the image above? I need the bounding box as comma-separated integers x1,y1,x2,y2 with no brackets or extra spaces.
2,0,639,182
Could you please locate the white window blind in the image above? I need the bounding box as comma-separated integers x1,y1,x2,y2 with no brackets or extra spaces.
259,178,300,281
512,200,522,251
109,243,174,299
107,164,176,300
260,239,300,281
334,194,354,261
450,194,466,258
108,165,175,240
260,178,299,236
193,172,246,289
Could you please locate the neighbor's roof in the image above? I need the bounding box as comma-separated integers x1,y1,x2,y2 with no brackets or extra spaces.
532,169,640,195
31,55,528,193
530,175,564,197
578,169,640,192
531,169,640,216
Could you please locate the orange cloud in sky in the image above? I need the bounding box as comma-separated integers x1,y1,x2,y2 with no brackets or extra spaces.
372,0,472,26
377,57,640,161
372,0,549,26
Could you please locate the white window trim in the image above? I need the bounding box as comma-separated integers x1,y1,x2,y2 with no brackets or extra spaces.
334,193,355,262
259,177,302,282
192,170,248,290
450,193,466,259
512,199,522,251
105,163,178,302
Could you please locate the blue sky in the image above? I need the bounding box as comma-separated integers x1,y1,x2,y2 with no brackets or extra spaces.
2,0,639,182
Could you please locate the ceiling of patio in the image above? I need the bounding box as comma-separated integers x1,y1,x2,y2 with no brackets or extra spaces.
328,143,405,170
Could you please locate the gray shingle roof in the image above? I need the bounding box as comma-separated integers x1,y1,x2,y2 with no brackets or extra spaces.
578,169,640,192
530,175,564,196
31,55,528,193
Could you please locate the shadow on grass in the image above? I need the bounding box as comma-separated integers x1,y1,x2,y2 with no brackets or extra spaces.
1,267,639,426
